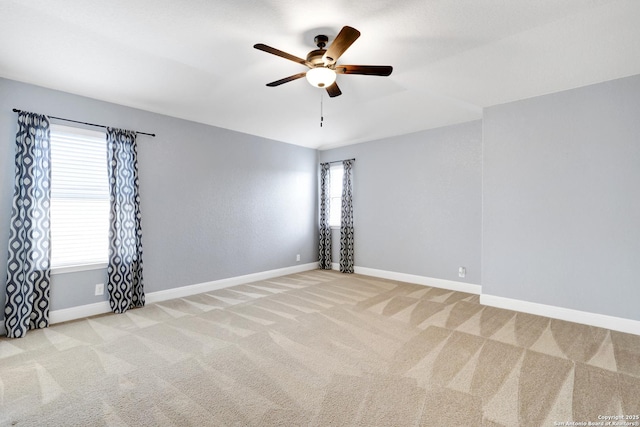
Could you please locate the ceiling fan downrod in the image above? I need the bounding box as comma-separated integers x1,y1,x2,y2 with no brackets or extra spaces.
314,35,328,49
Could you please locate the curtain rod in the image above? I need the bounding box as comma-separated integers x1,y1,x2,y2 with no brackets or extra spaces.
326,158,355,165
12,108,156,137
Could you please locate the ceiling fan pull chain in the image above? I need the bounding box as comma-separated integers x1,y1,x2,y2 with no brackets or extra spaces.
320,92,324,127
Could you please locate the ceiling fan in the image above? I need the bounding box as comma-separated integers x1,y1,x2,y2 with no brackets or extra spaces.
254,26,393,98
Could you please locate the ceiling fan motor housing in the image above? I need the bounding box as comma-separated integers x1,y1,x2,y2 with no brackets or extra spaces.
307,49,328,67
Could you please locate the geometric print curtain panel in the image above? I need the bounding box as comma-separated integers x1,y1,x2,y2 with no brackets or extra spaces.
106,128,145,313
318,162,332,270
339,159,355,273
4,111,52,338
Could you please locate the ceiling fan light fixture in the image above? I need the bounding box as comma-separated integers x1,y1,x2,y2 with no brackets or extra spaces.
306,67,336,88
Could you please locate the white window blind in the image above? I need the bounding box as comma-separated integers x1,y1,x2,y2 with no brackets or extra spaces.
329,164,343,227
50,124,109,269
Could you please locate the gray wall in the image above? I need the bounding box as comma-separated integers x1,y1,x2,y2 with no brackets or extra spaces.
482,74,640,321
0,77,318,316
319,121,483,284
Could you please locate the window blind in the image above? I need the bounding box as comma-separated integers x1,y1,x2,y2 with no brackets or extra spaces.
329,164,343,227
50,124,109,268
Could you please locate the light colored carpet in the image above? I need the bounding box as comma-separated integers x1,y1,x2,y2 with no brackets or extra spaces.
1,270,639,426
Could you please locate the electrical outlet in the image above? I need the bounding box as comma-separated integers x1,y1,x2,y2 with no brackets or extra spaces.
458,267,466,278
95,283,104,296
296,254,301,262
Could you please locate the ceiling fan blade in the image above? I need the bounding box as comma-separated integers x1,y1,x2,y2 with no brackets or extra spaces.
326,82,342,98
336,65,393,76
323,26,360,65
254,43,312,68
266,72,307,87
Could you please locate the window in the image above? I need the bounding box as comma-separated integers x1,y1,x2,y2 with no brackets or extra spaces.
329,164,343,227
50,124,109,270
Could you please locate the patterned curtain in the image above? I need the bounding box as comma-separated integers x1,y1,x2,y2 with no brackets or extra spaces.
106,128,145,313
340,159,354,273
4,112,52,338
318,162,332,269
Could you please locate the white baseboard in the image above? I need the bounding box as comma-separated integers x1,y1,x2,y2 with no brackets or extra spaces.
5,262,638,337
145,262,317,303
2,262,318,332
353,266,482,295
354,267,639,335
1,301,114,334
50,301,112,325
480,294,640,336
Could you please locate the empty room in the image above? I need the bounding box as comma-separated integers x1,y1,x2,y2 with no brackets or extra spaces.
1,1,639,426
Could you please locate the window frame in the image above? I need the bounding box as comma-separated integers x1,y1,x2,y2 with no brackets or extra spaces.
49,123,110,274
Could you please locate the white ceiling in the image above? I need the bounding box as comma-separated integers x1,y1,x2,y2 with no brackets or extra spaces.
1,0,639,150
